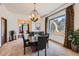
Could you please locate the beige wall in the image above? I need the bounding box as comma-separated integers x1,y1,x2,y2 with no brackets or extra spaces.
36,17,45,32
0,5,18,42
17,19,32,32
0,5,30,47
74,4,79,30
0,19,1,47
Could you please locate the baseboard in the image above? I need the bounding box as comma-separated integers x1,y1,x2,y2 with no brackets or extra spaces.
49,39,63,46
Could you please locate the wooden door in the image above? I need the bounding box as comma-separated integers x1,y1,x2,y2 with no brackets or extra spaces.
1,17,7,45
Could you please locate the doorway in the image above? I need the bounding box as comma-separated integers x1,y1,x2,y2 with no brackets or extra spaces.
1,17,7,45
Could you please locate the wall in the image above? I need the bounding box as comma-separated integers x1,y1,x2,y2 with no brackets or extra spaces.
31,18,45,32
32,22,36,32
17,19,32,32
74,4,79,30
36,17,45,32
0,5,30,47
0,5,19,43
0,19,1,47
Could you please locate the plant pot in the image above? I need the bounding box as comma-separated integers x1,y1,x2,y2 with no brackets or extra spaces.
71,43,79,52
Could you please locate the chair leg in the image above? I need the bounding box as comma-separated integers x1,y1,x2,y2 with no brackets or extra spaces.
47,41,49,48
45,47,46,56
38,51,39,56
24,47,25,55
47,43,49,48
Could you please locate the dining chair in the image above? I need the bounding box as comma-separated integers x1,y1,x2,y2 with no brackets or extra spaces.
45,33,49,48
22,34,31,54
22,34,38,54
21,24,35,54
36,35,48,56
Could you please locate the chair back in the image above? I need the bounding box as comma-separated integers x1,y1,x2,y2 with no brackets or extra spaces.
22,34,26,45
45,33,49,42
29,32,35,36
37,32,44,35
37,35,48,50
45,33,49,38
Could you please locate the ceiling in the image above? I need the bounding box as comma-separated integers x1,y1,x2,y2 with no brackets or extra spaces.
3,3,65,16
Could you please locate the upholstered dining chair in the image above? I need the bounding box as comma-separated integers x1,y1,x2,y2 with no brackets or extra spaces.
36,35,48,56
22,34,31,54
22,34,38,54
45,33,49,48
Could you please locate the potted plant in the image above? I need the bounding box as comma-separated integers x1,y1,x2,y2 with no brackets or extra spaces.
68,29,79,52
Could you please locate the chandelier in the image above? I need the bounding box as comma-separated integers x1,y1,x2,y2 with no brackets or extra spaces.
29,3,40,22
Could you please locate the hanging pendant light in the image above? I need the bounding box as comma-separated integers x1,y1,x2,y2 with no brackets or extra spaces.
29,3,40,22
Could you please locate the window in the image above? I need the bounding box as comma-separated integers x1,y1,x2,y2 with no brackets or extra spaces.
49,15,66,33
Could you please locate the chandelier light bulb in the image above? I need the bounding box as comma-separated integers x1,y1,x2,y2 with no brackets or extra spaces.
29,3,40,22
32,14,35,17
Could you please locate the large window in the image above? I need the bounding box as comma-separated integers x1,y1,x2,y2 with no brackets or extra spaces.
49,15,66,34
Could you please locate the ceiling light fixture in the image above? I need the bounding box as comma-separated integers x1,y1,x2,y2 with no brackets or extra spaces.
29,3,40,22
